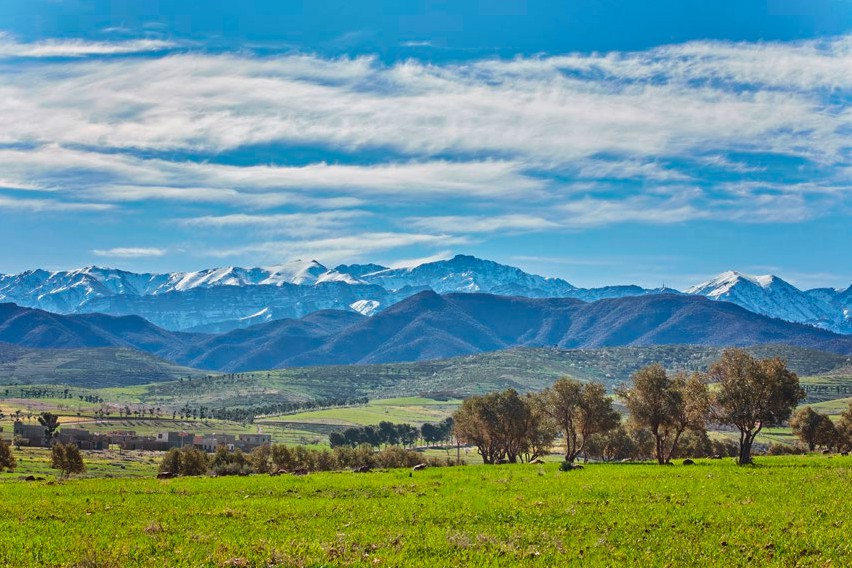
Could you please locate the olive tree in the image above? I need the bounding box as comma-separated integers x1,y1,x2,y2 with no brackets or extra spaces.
453,389,555,464
540,378,619,464
708,349,804,465
790,406,838,452
618,364,709,464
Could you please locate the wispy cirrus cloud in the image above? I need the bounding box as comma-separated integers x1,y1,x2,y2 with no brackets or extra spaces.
207,232,471,265
92,247,166,258
0,194,113,212
0,33,176,58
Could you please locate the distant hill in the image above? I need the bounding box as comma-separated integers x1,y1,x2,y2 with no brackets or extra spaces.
2,293,852,373
0,302,199,355
0,342,199,388
130,345,852,409
275,292,852,368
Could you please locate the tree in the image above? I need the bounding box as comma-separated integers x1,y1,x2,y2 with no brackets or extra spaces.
0,437,16,472
38,412,60,447
51,443,85,478
540,378,619,464
708,349,804,465
790,407,837,452
837,402,852,452
250,444,272,474
453,389,554,464
618,365,709,464
159,446,209,476
586,425,636,462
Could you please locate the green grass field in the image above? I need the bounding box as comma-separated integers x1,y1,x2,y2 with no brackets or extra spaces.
0,456,848,567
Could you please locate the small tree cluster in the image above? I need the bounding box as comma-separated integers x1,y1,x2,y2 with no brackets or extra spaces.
50,443,85,478
790,407,840,452
328,421,420,448
453,388,558,464
420,418,455,446
159,446,210,476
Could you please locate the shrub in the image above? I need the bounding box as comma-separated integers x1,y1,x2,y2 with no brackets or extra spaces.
159,446,209,476
0,437,16,472
250,444,272,474
51,443,85,478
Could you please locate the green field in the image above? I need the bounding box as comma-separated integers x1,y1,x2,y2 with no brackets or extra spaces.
0,456,849,567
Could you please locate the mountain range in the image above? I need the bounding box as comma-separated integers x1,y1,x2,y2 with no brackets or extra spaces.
1,255,849,334
2,291,852,373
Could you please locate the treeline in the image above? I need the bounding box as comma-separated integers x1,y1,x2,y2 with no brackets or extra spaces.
328,418,454,449
453,349,849,466
177,397,370,424
159,443,462,477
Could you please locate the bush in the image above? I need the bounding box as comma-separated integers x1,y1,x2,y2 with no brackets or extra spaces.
710,439,739,458
211,447,251,476
672,429,713,459
159,446,209,476
0,437,16,472
51,443,85,477
250,444,272,474
767,442,806,456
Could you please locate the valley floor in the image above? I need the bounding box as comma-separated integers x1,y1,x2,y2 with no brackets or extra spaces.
0,456,849,567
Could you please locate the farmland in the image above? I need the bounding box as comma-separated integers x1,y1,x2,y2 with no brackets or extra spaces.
0,456,849,567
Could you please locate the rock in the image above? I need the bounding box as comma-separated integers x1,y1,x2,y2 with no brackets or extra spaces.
23,475,36,482
412,463,428,471
682,459,695,466
269,468,288,476
291,468,309,476
353,465,372,473
841,451,849,456
156,471,176,479
711,455,723,459
529,458,545,464
620,458,633,463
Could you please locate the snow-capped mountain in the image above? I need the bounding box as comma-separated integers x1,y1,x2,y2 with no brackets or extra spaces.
686,271,850,334
349,255,578,297
0,257,849,334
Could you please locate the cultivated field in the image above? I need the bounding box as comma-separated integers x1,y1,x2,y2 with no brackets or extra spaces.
0,456,849,567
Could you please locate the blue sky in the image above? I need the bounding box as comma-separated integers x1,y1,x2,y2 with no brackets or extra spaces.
0,0,849,290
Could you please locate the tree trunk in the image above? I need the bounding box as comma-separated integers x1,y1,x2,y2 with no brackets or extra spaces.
738,431,754,465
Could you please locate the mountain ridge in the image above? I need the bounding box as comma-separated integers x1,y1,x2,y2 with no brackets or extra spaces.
2,291,852,373
1,255,849,334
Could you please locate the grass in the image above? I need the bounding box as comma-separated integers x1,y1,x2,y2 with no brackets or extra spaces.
257,397,462,429
0,456,848,566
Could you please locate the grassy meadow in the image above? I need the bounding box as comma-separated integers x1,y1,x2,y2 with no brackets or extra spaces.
0,456,849,567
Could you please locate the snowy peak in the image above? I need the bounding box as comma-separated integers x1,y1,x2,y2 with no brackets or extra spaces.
686,269,846,333
685,270,780,296
359,254,577,297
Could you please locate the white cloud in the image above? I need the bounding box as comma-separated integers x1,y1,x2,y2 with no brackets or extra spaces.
207,232,471,265
0,195,113,212
407,214,560,233
0,36,847,164
0,145,544,205
0,33,176,58
92,247,166,258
